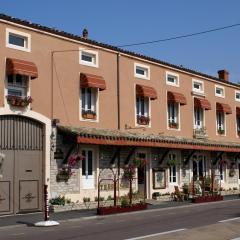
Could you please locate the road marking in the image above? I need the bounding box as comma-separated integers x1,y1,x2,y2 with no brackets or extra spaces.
11,233,25,236
124,228,186,240
218,217,240,223
230,238,240,240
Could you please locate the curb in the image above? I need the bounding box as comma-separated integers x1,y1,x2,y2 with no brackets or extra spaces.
0,198,239,229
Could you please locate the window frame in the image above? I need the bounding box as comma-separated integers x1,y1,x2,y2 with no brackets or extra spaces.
80,87,99,122
79,48,99,68
134,63,150,80
192,79,204,94
194,107,204,129
166,71,179,87
167,102,180,130
216,111,226,135
215,85,225,98
6,28,31,52
235,90,240,102
168,153,177,185
135,96,150,126
7,74,28,97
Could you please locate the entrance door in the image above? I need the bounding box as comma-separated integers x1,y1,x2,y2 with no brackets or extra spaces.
136,152,146,197
0,115,43,215
82,149,94,189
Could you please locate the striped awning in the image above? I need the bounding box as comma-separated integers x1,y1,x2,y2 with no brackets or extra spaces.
216,102,232,114
136,84,157,100
6,58,38,79
167,91,187,105
80,73,106,91
194,98,211,110
236,107,240,116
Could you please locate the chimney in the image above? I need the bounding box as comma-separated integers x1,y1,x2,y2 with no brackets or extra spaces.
218,69,229,81
82,28,88,39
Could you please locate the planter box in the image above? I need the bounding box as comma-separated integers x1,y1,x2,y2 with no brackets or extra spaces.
82,113,96,120
97,203,147,215
192,195,223,203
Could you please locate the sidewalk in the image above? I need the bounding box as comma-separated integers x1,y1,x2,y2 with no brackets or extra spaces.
0,195,239,229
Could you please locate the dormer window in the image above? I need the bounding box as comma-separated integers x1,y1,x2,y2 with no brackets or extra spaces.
6,28,31,52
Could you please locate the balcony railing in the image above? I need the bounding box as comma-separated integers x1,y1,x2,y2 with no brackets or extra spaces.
193,127,208,139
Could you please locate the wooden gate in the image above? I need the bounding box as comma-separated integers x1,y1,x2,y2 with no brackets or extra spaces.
0,115,43,215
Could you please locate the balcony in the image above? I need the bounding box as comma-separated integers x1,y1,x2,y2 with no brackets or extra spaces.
193,127,208,139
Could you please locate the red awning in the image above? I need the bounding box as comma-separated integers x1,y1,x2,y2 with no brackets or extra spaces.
80,73,106,91
194,98,211,110
6,58,38,79
167,91,187,105
236,107,240,116
216,102,232,114
136,84,157,100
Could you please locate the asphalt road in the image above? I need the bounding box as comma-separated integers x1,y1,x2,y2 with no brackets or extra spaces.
0,199,240,240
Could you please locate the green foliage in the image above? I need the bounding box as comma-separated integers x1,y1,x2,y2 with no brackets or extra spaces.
49,195,65,206
94,196,104,202
83,197,90,203
107,195,113,201
120,196,129,207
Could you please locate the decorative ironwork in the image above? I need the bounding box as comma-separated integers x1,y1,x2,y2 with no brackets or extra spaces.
23,192,36,202
193,127,208,139
0,194,5,203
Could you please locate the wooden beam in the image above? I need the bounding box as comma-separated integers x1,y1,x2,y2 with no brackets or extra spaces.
124,147,136,165
158,149,170,165
213,151,224,165
110,147,121,165
183,150,196,165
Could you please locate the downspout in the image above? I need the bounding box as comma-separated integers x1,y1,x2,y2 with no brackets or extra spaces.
117,53,121,176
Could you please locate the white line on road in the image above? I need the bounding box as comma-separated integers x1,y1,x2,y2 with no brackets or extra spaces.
218,217,240,223
124,228,186,240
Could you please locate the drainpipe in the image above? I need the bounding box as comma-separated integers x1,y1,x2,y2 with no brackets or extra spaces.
117,53,121,177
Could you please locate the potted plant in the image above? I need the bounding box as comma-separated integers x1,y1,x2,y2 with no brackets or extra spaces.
137,115,150,125
217,129,225,135
169,121,178,129
82,110,96,119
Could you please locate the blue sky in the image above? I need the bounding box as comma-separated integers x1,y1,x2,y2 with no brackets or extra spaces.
1,0,240,82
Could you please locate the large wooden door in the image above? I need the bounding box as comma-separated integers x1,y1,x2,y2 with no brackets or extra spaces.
0,115,43,215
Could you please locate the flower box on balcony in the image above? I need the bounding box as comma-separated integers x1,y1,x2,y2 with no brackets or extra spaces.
168,122,178,129
193,127,208,139
137,116,150,125
6,95,32,107
82,110,96,120
97,203,147,215
217,129,225,135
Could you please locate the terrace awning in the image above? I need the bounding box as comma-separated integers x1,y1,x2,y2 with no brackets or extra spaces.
136,84,157,100
6,58,38,79
80,73,106,91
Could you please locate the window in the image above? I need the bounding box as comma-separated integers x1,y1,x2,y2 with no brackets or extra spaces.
194,107,204,129
166,72,179,87
80,49,98,67
169,154,177,184
81,149,94,189
136,97,150,125
216,111,225,135
236,116,240,136
215,85,225,98
7,74,28,97
235,91,240,102
168,103,179,129
134,63,150,80
82,150,93,176
81,88,97,120
6,28,30,52
192,79,204,94
192,155,206,181
220,164,225,182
